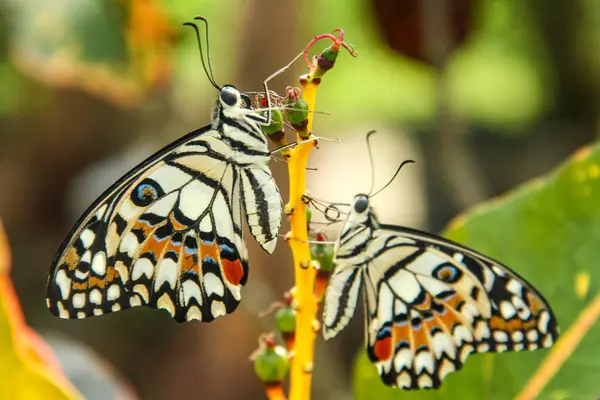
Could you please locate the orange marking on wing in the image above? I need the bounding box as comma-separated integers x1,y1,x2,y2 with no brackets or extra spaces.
64,248,80,271
444,292,466,310
180,251,197,274
526,292,545,314
73,267,120,290
489,316,536,332
168,213,187,231
433,304,464,332
373,335,393,362
413,293,433,311
199,240,220,263
411,321,430,351
392,323,411,348
140,233,170,258
164,236,182,256
132,220,155,238
222,259,244,286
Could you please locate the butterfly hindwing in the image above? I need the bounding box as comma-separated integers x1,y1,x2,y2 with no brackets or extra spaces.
362,227,559,389
322,194,558,390
47,127,252,322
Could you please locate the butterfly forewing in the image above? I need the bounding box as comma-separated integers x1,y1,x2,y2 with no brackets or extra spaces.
47,87,283,322
323,196,558,390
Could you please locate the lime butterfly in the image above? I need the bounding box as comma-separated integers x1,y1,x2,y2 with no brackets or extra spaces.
46,17,282,323
321,159,559,389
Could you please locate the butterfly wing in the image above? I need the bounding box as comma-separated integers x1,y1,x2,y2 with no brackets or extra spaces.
362,225,559,389
47,126,252,322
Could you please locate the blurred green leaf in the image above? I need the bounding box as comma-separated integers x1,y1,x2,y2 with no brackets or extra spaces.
354,142,600,399
313,0,552,131
9,0,176,107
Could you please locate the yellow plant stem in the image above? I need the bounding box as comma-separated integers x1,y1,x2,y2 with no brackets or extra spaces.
288,76,319,400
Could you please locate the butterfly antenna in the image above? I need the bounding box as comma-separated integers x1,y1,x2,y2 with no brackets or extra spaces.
369,159,415,198
366,130,377,196
183,17,219,89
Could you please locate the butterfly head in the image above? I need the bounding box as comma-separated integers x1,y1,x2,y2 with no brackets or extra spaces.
347,194,378,228
219,85,244,109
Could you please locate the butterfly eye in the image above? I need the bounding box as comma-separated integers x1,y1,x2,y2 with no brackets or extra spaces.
432,264,462,283
131,179,163,207
354,195,369,213
220,87,239,107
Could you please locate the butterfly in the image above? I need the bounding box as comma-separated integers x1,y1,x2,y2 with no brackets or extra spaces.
46,18,282,323
321,162,559,389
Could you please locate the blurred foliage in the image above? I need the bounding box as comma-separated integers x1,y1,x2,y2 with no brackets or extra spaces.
0,219,80,400
354,141,600,399
310,0,599,132
7,0,177,107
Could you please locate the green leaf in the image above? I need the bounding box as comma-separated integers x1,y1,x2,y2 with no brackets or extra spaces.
9,0,176,107
354,143,600,400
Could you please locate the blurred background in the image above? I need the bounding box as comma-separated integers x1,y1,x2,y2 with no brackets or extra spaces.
0,0,599,399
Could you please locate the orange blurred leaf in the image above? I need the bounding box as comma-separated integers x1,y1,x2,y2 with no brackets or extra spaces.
0,218,81,399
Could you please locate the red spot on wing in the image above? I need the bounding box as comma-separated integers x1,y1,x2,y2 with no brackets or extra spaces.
222,258,244,286
373,335,393,361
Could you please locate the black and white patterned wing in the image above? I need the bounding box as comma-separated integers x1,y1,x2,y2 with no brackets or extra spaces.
47,126,252,322
363,225,559,389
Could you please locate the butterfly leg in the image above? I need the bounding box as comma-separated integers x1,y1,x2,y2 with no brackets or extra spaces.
261,51,304,125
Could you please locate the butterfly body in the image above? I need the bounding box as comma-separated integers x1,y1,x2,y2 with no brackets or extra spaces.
47,85,282,323
323,194,559,389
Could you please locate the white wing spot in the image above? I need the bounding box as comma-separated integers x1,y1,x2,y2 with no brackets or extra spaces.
204,272,225,297
112,303,121,312
414,351,435,374
55,269,71,300
57,302,69,318
500,301,517,319
157,293,175,316
477,343,490,352
397,371,412,388
496,343,508,352
133,284,149,303
493,330,509,343
186,306,203,321
81,250,91,264
417,374,433,388
182,280,202,306
527,329,538,342
132,258,155,281
91,252,107,276
512,330,524,342
506,279,523,295
130,295,142,307
72,293,86,309
120,232,139,257
438,359,455,380
459,344,474,363
80,229,95,249
538,311,550,334
89,289,102,305
107,284,121,301
211,300,226,318
155,259,179,290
